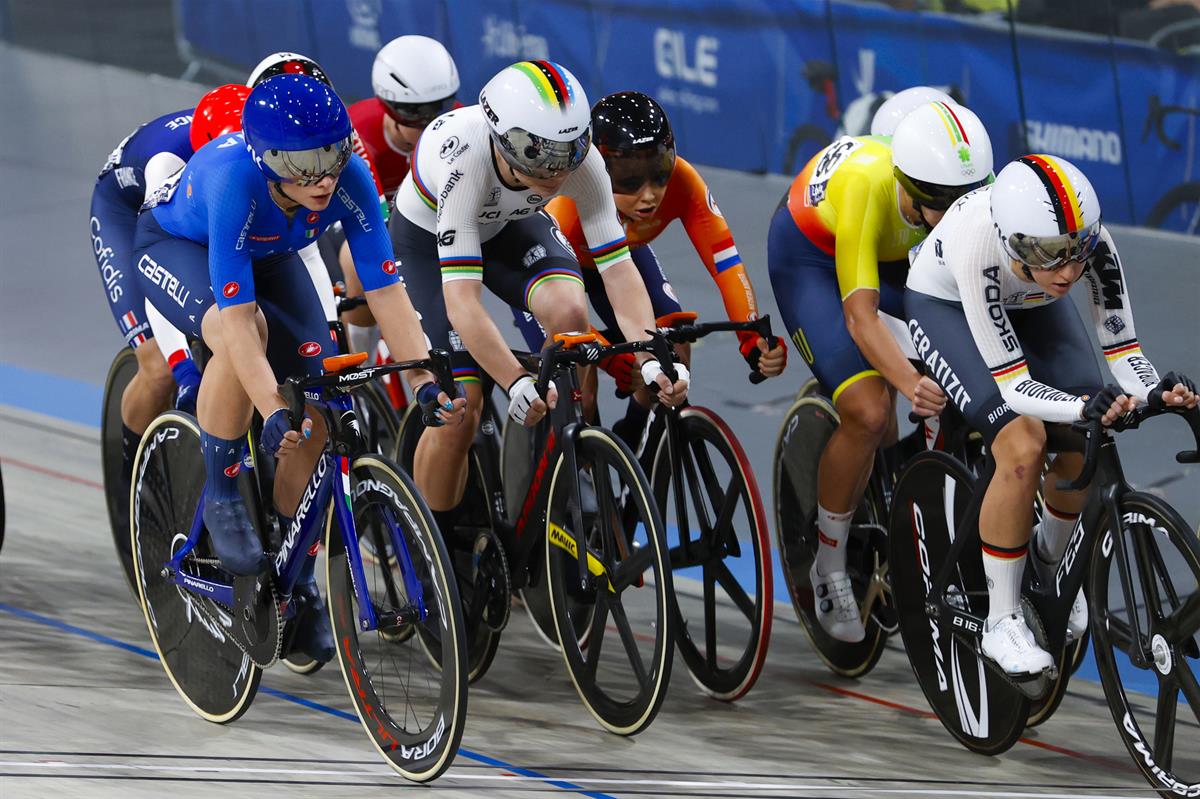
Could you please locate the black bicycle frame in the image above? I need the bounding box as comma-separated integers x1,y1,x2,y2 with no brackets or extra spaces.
922,406,1200,664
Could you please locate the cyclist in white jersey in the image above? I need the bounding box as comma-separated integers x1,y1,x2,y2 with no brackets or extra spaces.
391,60,689,528
905,154,1197,675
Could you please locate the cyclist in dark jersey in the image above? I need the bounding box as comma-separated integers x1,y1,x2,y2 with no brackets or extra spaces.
91,84,248,509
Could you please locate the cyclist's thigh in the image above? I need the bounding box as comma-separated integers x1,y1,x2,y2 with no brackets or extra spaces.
905,289,1015,444
391,213,481,385
482,212,583,313
1012,301,1104,395
766,204,876,403
91,173,153,347
131,211,213,343
254,253,334,382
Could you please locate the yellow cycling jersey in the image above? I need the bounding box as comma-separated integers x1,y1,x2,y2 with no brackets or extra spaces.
786,135,926,300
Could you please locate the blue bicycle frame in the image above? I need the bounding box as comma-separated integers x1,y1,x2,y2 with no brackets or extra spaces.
165,388,429,633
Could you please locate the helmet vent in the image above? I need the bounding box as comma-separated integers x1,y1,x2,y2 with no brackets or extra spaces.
389,72,411,90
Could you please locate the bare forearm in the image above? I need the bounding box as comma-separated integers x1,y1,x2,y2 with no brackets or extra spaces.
368,282,437,389
601,260,655,351
446,293,525,388
849,313,920,397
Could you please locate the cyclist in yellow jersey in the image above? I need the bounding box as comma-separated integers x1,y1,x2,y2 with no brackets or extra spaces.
768,102,995,642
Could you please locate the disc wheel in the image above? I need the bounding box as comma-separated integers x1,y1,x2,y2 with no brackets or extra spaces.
397,407,505,682
102,347,141,600
545,428,674,735
131,412,261,723
1090,491,1200,791
501,415,591,650
326,455,466,783
650,406,772,701
773,395,889,677
888,451,1029,755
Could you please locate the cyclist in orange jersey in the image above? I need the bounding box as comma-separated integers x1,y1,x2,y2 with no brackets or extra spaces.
514,92,786,437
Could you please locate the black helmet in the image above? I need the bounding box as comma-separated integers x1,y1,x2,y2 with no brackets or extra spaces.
592,92,676,194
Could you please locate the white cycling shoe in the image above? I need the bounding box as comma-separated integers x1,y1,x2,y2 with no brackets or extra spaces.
982,614,1054,676
810,564,866,643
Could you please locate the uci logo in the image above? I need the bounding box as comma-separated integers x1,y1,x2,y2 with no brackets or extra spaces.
298,341,322,357
222,281,239,299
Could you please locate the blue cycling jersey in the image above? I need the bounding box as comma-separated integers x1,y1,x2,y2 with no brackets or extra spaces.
149,134,398,308
99,109,196,208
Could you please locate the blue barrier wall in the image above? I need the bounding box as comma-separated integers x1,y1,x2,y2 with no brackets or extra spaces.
176,0,1200,232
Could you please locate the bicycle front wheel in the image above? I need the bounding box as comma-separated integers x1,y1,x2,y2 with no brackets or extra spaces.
650,406,771,701
1090,491,1200,792
546,427,674,735
326,455,466,783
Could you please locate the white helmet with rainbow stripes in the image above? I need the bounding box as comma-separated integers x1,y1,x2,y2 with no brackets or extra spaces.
479,60,592,180
992,154,1102,269
891,100,994,213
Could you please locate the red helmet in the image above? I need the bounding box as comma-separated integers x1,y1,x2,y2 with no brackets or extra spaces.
190,84,252,151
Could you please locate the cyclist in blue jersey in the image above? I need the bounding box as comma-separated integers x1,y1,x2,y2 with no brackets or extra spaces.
132,74,466,662
92,84,249,508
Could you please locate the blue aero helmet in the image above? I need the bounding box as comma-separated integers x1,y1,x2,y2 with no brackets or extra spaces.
242,74,353,185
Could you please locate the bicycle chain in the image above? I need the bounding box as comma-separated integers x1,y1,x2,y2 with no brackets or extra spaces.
184,561,283,669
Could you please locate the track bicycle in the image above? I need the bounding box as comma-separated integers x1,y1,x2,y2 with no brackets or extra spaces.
625,311,776,701
888,400,1200,792
130,349,467,782
102,287,402,600
401,331,677,735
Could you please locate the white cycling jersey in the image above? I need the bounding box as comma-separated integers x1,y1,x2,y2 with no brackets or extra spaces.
394,106,629,284
907,187,1160,423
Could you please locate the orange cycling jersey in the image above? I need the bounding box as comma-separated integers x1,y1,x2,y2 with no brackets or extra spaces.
545,156,759,324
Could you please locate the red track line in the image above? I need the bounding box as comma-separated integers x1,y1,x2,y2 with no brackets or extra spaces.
1,455,104,491
7,451,1143,778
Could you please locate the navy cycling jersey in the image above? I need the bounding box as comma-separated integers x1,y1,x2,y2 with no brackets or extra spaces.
148,134,398,308
98,108,196,208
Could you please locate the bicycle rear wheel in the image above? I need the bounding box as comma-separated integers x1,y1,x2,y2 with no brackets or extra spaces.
131,412,261,723
1090,491,1200,792
102,347,141,600
546,427,674,735
650,406,771,701
326,455,466,783
773,395,889,677
396,407,505,682
888,451,1029,755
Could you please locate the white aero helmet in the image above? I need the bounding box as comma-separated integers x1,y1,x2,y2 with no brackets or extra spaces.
992,155,1102,269
892,101,994,212
871,85,956,137
479,60,592,180
246,51,333,88
372,35,459,127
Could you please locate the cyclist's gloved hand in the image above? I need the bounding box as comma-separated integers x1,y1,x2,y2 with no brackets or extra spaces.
416,381,462,427
1148,371,1198,411
171,357,201,416
598,351,637,395
507,375,555,426
738,332,788,378
1080,384,1129,426
262,407,310,457
641,359,689,408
